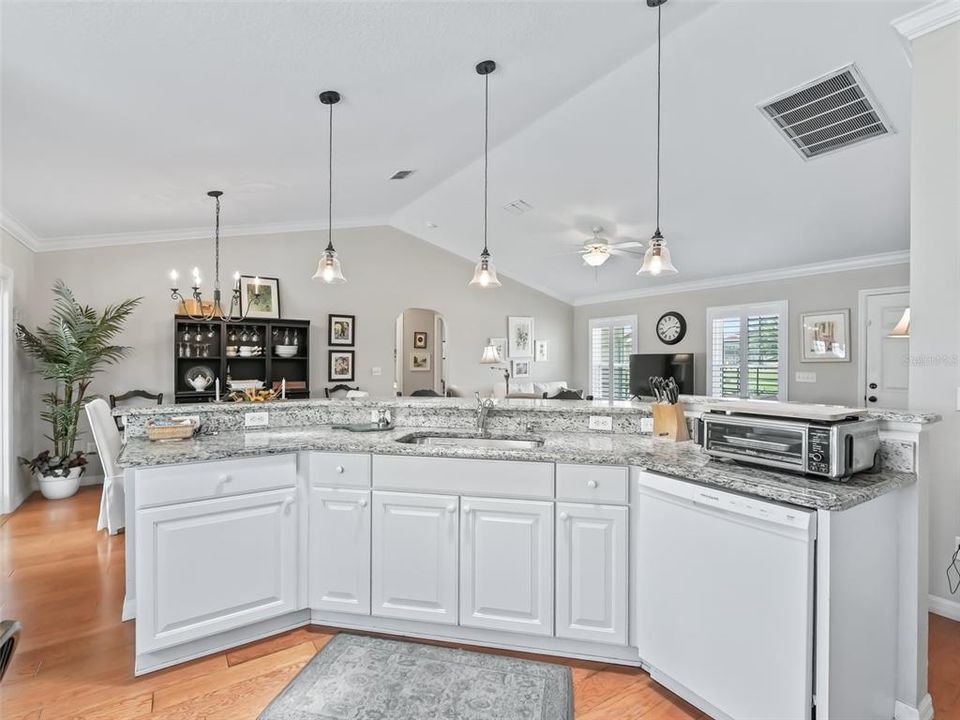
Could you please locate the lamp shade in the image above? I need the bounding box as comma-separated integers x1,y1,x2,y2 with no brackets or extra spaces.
637,238,678,276
889,307,911,337
480,344,502,364
469,254,502,288
313,249,346,284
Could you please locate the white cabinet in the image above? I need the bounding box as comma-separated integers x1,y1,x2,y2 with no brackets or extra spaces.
371,491,459,624
309,487,370,615
556,502,628,645
460,496,554,636
136,487,299,653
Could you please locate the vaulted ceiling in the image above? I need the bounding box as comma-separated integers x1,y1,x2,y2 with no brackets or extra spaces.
1,1,920,302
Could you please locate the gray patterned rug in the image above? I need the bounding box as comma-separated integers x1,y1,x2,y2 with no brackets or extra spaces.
258,633,573,720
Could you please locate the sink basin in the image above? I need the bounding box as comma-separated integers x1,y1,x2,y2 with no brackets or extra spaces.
397,434,544,450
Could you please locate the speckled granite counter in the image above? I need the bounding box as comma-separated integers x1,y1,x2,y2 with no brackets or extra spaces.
118,425,915,512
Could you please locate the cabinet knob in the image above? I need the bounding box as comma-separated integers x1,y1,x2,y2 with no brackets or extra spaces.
446,504,457,514
282,496,295,507
463,504,472,514
868,396,878,403
335,465,345,474
560,512,569,521
358,497,368,508
218,474,232,483
586,480,598,489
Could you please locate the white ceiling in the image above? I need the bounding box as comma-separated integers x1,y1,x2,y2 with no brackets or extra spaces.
1,1,920,303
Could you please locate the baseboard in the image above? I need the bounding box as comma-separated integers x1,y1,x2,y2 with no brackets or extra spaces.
895,694,934,720
928,593,960,622
79,474,104,487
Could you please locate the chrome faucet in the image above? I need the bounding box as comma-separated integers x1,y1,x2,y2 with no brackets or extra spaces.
475,392,495,435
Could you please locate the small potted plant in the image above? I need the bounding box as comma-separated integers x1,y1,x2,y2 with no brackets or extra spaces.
17,281,140,500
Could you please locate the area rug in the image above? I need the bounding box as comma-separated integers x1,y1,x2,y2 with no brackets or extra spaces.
258,633,573,720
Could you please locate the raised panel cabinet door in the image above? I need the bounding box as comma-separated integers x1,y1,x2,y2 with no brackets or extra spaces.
371,491,459,624
309,487,371,615
460,496,554,636
556,502,628,645
135,488,299,654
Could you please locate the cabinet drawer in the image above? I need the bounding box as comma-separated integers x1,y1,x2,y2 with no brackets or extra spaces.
307,452,370,488
556,464,628,504
135,454,297,508
373,455,553,499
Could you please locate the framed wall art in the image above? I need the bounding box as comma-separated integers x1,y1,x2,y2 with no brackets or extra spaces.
507,316,534,358
239,275,280,319
800,309,850,362
328,350,355,381
328,314,356,346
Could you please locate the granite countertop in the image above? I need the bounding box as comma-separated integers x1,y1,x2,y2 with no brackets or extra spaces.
118,425,915,512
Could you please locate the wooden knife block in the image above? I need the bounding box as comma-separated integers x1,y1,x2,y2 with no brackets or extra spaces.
651,403,689,441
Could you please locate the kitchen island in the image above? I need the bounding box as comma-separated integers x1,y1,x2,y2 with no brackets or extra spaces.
115,397,936,720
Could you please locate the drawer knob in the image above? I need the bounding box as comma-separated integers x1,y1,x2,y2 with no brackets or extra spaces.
283,497,295,507
358,497,368,508
463,504,472,514
586,480,598,489
218,474,233,483
446,504,457,514
335,465,345,474
560,512,569,521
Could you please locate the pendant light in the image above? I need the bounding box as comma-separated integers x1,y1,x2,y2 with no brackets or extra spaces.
313,90,346,284
469,60,502,289
638,0,679,277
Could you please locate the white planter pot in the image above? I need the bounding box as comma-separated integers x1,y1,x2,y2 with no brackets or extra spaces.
36,466,83,500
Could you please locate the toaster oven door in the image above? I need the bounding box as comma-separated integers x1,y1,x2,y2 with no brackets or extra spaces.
704,418,807,472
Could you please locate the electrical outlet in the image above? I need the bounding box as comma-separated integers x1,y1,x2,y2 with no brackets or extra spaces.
244,411,269,428
588,415,613,431
795,372,817,384
371,366,382,376
641,417,654,433
85,441,97,455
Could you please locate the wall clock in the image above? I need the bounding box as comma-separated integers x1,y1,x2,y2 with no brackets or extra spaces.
656,311,686,345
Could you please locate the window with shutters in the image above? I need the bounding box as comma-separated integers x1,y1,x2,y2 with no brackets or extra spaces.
706,302,788,400
588,316,637,400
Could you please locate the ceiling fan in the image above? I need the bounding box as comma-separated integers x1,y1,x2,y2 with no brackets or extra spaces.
567,227,646,268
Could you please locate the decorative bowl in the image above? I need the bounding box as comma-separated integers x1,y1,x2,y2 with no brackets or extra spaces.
275,345,297,357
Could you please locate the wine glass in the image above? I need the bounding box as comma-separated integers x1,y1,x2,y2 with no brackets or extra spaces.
240,327,249,342
251,327,260,343
194,325,202,342
182,326,191,343
229,327,238,343
206,325,215,339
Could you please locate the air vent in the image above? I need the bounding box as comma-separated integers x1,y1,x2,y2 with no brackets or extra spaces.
389,170,415,180
758,64,894,160
503,199,534,215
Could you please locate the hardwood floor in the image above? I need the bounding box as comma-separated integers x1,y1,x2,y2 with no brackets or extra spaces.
0,487,956,719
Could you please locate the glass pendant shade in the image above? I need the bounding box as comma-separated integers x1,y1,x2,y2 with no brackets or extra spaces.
637,234,678,276
480,344,502,364
313,248,346,284
889,307,911,337
469,252,502,288
583,248,611,267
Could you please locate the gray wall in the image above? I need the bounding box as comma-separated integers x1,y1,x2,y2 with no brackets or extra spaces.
574,263,910,405
909,23,960,605
400,307,438,395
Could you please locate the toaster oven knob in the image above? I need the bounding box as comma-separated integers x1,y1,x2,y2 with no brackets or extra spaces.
868,396,878,403
811,453,823,462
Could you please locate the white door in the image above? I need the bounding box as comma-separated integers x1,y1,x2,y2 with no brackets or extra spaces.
556,502,628,646
309,487,370,615
136,488,299,653
371,491,458,624
460,496,553,636
864,291,909,409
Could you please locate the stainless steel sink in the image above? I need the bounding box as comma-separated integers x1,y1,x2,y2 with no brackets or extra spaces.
397,434,544,450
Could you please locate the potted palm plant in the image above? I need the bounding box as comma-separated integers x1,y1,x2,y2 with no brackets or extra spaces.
17,281,141,500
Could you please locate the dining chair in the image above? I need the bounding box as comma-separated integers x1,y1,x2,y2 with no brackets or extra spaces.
109,390,162,431
84,398,125,535
0,620,20,683
325,384,360,399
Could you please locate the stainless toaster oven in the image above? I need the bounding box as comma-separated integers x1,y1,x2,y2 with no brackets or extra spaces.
699,413,880,479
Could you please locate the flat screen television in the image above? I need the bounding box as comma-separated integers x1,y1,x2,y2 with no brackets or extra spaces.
629,353,695,399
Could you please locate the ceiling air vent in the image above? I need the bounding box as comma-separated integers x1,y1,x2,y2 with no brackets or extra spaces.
758,64,894,160
389,170,415,180
503,199,534,215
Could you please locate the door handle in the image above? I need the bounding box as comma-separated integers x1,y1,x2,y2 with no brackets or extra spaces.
869,383,878,390
868,396,878,403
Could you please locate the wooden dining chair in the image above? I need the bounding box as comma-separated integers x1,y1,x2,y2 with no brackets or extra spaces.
325,384,360,399
109,390,163,431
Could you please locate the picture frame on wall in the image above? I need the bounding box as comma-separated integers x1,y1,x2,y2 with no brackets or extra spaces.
534,340,549,362
328,314,356,346
413,331,428,349
512,359,531,378
489,337,507,363
328,350,355,381
239,275,280,319
507,316,535,358
800,309,850,362
410,351,431,372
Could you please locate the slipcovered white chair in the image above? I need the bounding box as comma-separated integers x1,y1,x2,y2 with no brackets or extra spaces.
84,398,125,535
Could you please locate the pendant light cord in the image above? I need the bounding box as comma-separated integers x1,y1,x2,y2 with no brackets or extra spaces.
483,71,489,256
327,101,334,253
214,194,221,289
655,4,662,234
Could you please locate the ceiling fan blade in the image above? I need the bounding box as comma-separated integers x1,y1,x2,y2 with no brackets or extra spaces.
610,240,645,250
609,248,644,257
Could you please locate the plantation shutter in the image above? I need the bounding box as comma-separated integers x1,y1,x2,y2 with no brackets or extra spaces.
707,302,787,400
589,316,637,400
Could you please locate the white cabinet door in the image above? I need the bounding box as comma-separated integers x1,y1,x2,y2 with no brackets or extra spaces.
371,491,458,624
556,502,628,645
309,487,370,615
136,488,299,653
460,496,553,636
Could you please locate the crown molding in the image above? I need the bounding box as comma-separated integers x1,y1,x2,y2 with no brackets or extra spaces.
571,250,911,307
33,216,391,252
893,1,960,42
0,208,41,252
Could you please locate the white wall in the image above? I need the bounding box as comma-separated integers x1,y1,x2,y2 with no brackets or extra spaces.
908,22,960,606
574,263,910,405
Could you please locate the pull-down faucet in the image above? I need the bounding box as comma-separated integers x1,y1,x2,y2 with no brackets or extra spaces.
475,392,495,435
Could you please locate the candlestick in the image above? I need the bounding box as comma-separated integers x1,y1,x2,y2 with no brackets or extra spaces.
215,377,220,402
281,378,286,400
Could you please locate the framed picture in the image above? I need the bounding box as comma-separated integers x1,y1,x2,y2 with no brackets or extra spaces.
534,340,549,362
800,309,850,362
328,350,355,381
410,351,431,372
413,331,428,349
507,316,535,358
239,276,280,319
489,337,507,363
512,359,531,378
328,314,355,346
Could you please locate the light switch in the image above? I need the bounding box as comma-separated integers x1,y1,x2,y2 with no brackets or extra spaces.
371,367,382,376
244,412,269,428
795,372,817,384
